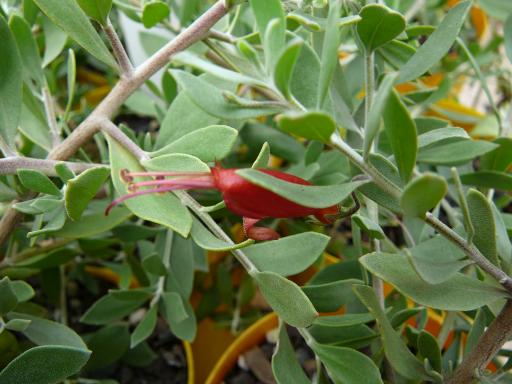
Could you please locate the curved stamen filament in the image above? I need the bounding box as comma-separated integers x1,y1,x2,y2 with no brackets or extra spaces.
128,177,214,191
123,171,211,179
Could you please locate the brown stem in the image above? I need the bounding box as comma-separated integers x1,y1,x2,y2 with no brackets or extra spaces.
446,300,512,383
103,19,134,77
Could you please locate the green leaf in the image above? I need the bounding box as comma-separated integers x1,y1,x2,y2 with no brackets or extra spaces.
142,254,168,276
317,0,342,108
252,142,270,169
4,319,31,332
252,271,318,327
467,189,499,266
276,111,336,143
155,91,219,149
272,324,310,384
291,36,321,109
480,138,512,172
0,15,22,150
383,91,417,182
274,39,303,100
81,293,147,325
10,281,35,302
167,233,195,298
418,330,442,373
17,169,60,196
8,312,86,349
76,0,112,25
353,284,431,381
360,252,508,310
352,214,385,239
313,313,375,328
8,15,44,88
397,1,471,83
400,173,447,218
417,140,498,165
32,0,117,68
244,232,329,276
249,0,285,70
460,171,512,190
0,278,18,316
408,236,470,284
55,162,75,183
142,1,170,28
505,14,512,64
311,341,383,384
161,292,196,341
236,168,368,209
107,135,192,237
16,248,77,269
356,4,406,53
53,208,131,238
364,72,398,159
190,216,254,251
85,324,129,371
303,279,362,312
417,127,469,149
171,70,283,119
151,125,237,162
65,167,110,221
0,345,90,384
41,17,67,67
131,306,157,348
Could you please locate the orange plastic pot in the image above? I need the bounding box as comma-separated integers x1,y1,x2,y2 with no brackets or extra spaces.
204,312,279,384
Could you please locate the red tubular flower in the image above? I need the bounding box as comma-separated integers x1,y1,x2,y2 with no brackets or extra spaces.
106,164,345,241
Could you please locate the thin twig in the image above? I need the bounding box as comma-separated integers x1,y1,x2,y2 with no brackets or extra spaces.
42,86,61,147
0,157,102,176
103,18,134,77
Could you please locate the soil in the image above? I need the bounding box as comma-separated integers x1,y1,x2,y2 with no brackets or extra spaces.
225,326,324,384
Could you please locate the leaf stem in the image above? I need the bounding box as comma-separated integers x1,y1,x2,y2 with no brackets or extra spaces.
103,18,134,77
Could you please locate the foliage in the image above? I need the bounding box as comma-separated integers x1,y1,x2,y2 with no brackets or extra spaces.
1,0,512,383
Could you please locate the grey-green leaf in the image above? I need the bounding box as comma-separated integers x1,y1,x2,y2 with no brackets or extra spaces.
252,271,318,327
107,135,192,237
0,345,90,384
65,167,110,221
236,168,368,209
360,252,508,310
32,0,117,68
0,15,22,150
383,91,417,182
18,169,61,196
417,140,498,165
397,1,471,83
277,111,336,143
274,39,303,100
467,189,499,266
244,232,329,276
311,341,383,384
353,284,431,381
400,173,447,218
76,0,112,25
272,324,310,384
151,125,237,162
131,306,157,348
190,216,254,251
357,4,406,53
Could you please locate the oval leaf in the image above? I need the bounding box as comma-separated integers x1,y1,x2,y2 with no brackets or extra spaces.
253,271,318,327
400,173,447,218
276,111,335,143
357,4,406,53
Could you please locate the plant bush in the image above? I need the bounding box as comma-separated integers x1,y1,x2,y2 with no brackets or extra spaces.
1,0,512,383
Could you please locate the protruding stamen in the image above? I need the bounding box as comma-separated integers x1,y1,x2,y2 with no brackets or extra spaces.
129,177,214,190
122,171,211,179
120,169,133,182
